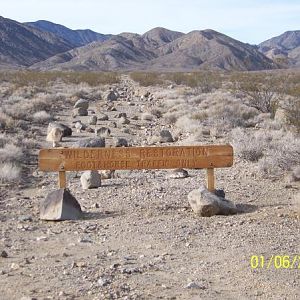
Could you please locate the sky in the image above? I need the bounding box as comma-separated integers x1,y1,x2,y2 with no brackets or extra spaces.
1,0,299,44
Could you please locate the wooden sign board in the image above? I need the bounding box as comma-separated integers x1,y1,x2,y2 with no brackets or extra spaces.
39,145,233,172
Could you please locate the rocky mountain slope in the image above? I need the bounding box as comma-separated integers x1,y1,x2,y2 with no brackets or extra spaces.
0,16,75,67
32,28,276,71
25,20,111,47
259,30,300,67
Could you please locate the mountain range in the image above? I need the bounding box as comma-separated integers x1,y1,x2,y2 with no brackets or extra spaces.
0,16,299,71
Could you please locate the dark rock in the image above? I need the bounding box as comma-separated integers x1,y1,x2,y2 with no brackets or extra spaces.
48,122,72,137
114,137,128,147
1,250,8,258
74,99,89,110
160,130,174,143
40,189,82,221
73,138,105,148
73,107,88,116
96,127,111,138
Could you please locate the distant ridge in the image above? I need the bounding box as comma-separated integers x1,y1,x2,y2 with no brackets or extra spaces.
0,16,290,71
25,20,111,47
0,16,74,67
259,30,300,67
32,27,276,71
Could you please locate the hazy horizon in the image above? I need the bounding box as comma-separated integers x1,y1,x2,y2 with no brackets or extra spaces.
1,0,300,44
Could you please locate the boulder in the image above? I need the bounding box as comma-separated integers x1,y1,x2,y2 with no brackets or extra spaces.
80,171,101,189
73,138,105,148
188,185,238,217
89,115,98,125
74,99,89,110
114,137,128,147
96,127,111,138
116,112,127,118
106,90,118,101
48,122,72,137
160,130,174,143
73,107,88,117
40,189,82,221
98,113,109,121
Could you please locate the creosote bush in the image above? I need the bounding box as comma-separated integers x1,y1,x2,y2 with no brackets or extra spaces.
130,72,163,86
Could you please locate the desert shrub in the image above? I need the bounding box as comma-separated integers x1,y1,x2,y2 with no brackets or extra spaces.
150,108,163,118
231,73,280,114
231,128,266,162
0,162,21,182
257,131,300,177
32,111,52,123
168,72,222,92
0,144,23,162
0,110,15,129
163,112,180,124
284,97,300,132
130,72,163,86
0,71,120,87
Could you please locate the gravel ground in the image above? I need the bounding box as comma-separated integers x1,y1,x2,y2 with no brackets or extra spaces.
0,76,299,300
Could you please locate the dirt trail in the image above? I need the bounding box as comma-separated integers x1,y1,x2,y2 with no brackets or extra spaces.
0,76,299,300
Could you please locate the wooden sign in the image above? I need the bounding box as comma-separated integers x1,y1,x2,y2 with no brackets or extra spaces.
39,145,233,191
39,145,233,172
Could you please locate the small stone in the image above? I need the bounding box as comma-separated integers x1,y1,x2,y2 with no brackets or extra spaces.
166,169,188,179
118,116,130,126
36,236,48,241
73,137,105,148
1,250,8,258
114,137,128,147
80,171,101,189
11,263,20,270
160,130,174,143
89,115,98,125
98,113,109,121
97,276,111,287
73,107,88,116
96,127,111,138
185,281,206,289
18,215,33,222
74,99,89,110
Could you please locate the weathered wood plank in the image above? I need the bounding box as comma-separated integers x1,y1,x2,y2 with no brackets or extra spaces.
39,145,233,172
206,168,215,192
58,171,66,188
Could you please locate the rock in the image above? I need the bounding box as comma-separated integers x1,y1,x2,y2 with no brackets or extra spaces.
40,189,82,221
73,138,105,148
97,276,111,287
100,170,115,179
160,130,174,143
73,107,88,117
96,127,111,138
1,250,8,258
48,122,72,137
166,169,189,179
185,281,206,289
141,113,154,121
80,171,101,189
114,137,128,147
118,116,130,126
18,215,32,222
106,90,118,101
116,112,127,118
98,113,109,121
85,127,95,133
89,115,97,125
74,121,86,132
188,185,237,217
121,128,130,134
74,99,89,110
274,108,288,124
46,127,63,147
292,166,300,182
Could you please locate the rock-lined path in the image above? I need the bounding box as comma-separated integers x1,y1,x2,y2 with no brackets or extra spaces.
0,76,299,300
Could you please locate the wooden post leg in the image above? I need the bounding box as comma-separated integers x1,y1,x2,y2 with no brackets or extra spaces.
59,171,66,188
206,168,215,192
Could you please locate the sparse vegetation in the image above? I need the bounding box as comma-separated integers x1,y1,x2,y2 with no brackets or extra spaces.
130,72,163,86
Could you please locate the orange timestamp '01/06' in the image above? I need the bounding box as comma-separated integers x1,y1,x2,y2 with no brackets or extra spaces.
250,255,300,269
